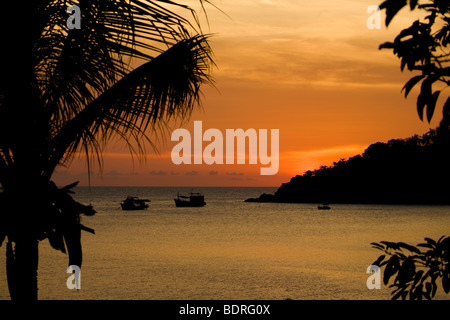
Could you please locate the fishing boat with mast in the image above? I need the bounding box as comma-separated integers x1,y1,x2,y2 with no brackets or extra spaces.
174,192,206,207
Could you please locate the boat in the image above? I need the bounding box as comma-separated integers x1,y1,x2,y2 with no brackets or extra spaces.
120,196,150,210
318,204,331,210
174,192,206,207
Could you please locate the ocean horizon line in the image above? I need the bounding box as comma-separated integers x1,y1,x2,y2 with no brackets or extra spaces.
70,185,280,188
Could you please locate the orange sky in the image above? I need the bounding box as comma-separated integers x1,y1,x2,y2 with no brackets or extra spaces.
53,0,441,187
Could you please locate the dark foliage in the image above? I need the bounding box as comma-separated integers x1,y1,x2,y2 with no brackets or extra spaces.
0,0,214,300
246,130,450,204
379,0,450,130
373,0,450,300
372,236,450,300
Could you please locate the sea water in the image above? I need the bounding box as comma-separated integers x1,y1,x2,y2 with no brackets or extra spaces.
0,186,449,300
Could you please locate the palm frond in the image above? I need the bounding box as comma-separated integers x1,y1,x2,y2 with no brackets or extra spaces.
37,0,207,121
0,1,216,180
44,34,213,179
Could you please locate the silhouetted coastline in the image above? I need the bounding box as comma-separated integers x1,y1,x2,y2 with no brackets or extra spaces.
245,130,450,205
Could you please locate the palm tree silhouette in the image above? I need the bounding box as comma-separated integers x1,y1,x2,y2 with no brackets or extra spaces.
0,1,214,300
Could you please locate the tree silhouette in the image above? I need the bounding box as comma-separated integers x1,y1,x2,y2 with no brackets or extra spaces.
245,130,450,205
371,236,450,300
379,0,450,135
373,0,450,299
0,1,214,300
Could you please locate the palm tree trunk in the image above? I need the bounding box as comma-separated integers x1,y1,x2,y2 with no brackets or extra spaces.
6,237,39,300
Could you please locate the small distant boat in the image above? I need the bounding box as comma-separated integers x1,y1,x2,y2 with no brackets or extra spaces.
174,192,206,207
120,196,150,210
318,204,331,210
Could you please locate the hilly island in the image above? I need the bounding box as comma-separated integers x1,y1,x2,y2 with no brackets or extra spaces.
246,130,450,205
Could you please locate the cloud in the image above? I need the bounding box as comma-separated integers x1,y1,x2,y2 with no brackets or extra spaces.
170,171,180,175
283,145,368,159
105,170,121,176
226,172,245,176
149,170,168,176
207,0,410,89
185,170,199,176
208,170,218,175
53,170,89,180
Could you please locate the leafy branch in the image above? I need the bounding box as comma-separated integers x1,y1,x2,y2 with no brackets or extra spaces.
379,0,450,124
371,236,450,299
